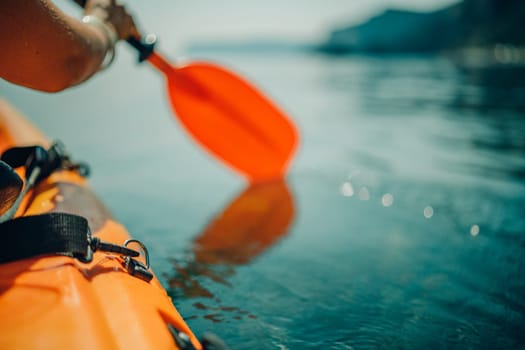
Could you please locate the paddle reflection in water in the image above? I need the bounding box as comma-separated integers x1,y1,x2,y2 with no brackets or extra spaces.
167,180,295,322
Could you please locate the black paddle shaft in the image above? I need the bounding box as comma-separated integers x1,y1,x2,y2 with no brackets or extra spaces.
72,0,156,62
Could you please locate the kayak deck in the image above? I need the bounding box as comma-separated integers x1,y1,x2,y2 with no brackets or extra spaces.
0,100,201,349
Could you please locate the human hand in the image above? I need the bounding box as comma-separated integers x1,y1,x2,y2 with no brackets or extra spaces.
84,0,139,40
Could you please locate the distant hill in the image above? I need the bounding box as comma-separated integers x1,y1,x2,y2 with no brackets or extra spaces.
319,0,525,54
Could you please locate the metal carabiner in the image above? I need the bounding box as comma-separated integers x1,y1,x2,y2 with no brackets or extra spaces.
123,239,150,268
122,239,153,282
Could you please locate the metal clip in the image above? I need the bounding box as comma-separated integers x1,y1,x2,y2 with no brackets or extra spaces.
168,325,197,350
121,239,153,282
91,237,140,257
77,234,140,263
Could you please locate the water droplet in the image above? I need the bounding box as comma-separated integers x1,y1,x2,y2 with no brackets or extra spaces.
470,225,480,236
423,206,434,219
358,187,370,201
381,193,394,207
340,182,354,197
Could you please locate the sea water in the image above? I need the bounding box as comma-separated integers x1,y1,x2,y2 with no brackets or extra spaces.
1,49,524,349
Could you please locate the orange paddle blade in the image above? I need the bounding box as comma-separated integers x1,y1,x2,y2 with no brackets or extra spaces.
148,53,299,183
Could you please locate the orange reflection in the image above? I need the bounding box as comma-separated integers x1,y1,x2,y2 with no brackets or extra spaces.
167,180,295,321
194,180,294,265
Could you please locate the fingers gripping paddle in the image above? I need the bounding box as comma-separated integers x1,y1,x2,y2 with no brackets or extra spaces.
74,1,298,183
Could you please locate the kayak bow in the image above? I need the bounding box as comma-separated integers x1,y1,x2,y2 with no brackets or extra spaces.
0,101,209,349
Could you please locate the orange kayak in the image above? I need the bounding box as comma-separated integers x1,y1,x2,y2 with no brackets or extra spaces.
0,100,206,349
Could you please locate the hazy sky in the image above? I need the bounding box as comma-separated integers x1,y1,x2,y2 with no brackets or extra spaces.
57,0,461,46
169,0,461,42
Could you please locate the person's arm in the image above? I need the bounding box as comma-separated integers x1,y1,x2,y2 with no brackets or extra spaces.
0,0,137,92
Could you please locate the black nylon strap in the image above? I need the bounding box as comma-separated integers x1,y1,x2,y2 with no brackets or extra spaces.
0,213,90,264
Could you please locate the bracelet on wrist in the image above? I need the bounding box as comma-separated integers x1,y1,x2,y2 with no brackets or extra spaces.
82,14,118,71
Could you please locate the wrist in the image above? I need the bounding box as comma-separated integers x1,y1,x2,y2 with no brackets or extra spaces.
81,14,118,70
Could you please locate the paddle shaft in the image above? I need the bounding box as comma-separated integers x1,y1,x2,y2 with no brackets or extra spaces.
70,0,298,183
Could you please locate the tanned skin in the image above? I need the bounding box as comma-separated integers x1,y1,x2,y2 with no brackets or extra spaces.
0,0,138,92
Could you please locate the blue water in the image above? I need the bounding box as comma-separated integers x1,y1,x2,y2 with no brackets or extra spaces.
2,48,525,349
